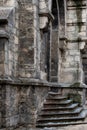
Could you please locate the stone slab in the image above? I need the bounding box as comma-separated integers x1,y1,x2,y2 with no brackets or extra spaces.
29,124,87,130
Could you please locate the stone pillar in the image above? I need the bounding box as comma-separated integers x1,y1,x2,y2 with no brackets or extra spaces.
58,0,67,83
18,0,37,79
39,0,54,80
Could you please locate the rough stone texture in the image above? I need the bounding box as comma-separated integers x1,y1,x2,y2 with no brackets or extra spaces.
0,0,87,129
18,0,35,78
0,0,86,83
50,30,58,82
59,0,87,83
29,124,87,130
2,123,87,130
0,84,50,129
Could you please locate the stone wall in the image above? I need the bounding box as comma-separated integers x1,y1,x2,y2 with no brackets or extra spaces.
0,82,50,129
0,0,19,79
0,0,86,83
59,0,87,84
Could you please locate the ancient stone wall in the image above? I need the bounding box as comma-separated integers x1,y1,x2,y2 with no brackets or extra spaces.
0,0,19,78
60,0,87,83
0,82,49,129
0,0,87,129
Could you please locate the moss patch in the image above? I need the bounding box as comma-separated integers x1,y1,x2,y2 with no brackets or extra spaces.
70,82,80,88
67,92,81,105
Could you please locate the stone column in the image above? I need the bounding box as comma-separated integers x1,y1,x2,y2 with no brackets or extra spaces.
39,0,54,80
18,0,39,79
58,0,67,83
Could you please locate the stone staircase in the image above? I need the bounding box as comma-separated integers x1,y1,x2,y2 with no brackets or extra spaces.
36,91,87,128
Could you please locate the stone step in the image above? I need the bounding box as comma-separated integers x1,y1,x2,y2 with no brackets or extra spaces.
36,121,85,128
42,103,78,111
45,99,72,105
44,100,72,107
39,107,82,118
46,95,67,101
37,110,86,124
36,91,87,128
48,92,61,97
36,110,86,128
42,103,79,112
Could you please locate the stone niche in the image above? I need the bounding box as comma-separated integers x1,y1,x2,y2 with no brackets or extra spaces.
0,30,9,78
0,7,13,78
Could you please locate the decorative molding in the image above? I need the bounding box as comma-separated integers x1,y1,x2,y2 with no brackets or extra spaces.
0,7,13,23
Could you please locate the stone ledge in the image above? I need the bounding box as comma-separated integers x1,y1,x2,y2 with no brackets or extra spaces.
59,36,67,41
67,22,85,26
0,78,60,87
67,37,87,42
67,6,86,10
0,78,86,89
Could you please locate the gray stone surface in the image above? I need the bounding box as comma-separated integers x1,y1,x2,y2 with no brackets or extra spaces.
0,0,87,129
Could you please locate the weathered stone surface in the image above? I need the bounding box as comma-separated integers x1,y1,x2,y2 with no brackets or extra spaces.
0,0,87,129
29,124,87,130
0,84,50,129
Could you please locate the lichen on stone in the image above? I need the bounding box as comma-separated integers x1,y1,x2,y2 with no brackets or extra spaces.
67,92,81,105
70,82,80,88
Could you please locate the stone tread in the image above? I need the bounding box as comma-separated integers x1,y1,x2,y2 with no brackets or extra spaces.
44,100,72,105
36,121,86,128
42,103,78,111
47,97,67,100
37,110,86,123
40,107,82,116
48,92,61,94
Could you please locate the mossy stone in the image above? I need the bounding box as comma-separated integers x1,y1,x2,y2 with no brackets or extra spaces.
67,92,81,105
70,82,80,88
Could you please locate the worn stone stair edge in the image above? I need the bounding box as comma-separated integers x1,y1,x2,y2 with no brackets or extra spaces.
36,110,87,127
39,107,82,116
42,103,79,110
36,121,87,128
37,110,86,122
47,96,67,100
45,100,72,104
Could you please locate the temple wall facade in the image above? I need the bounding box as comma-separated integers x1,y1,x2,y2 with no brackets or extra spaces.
0,0,87,129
